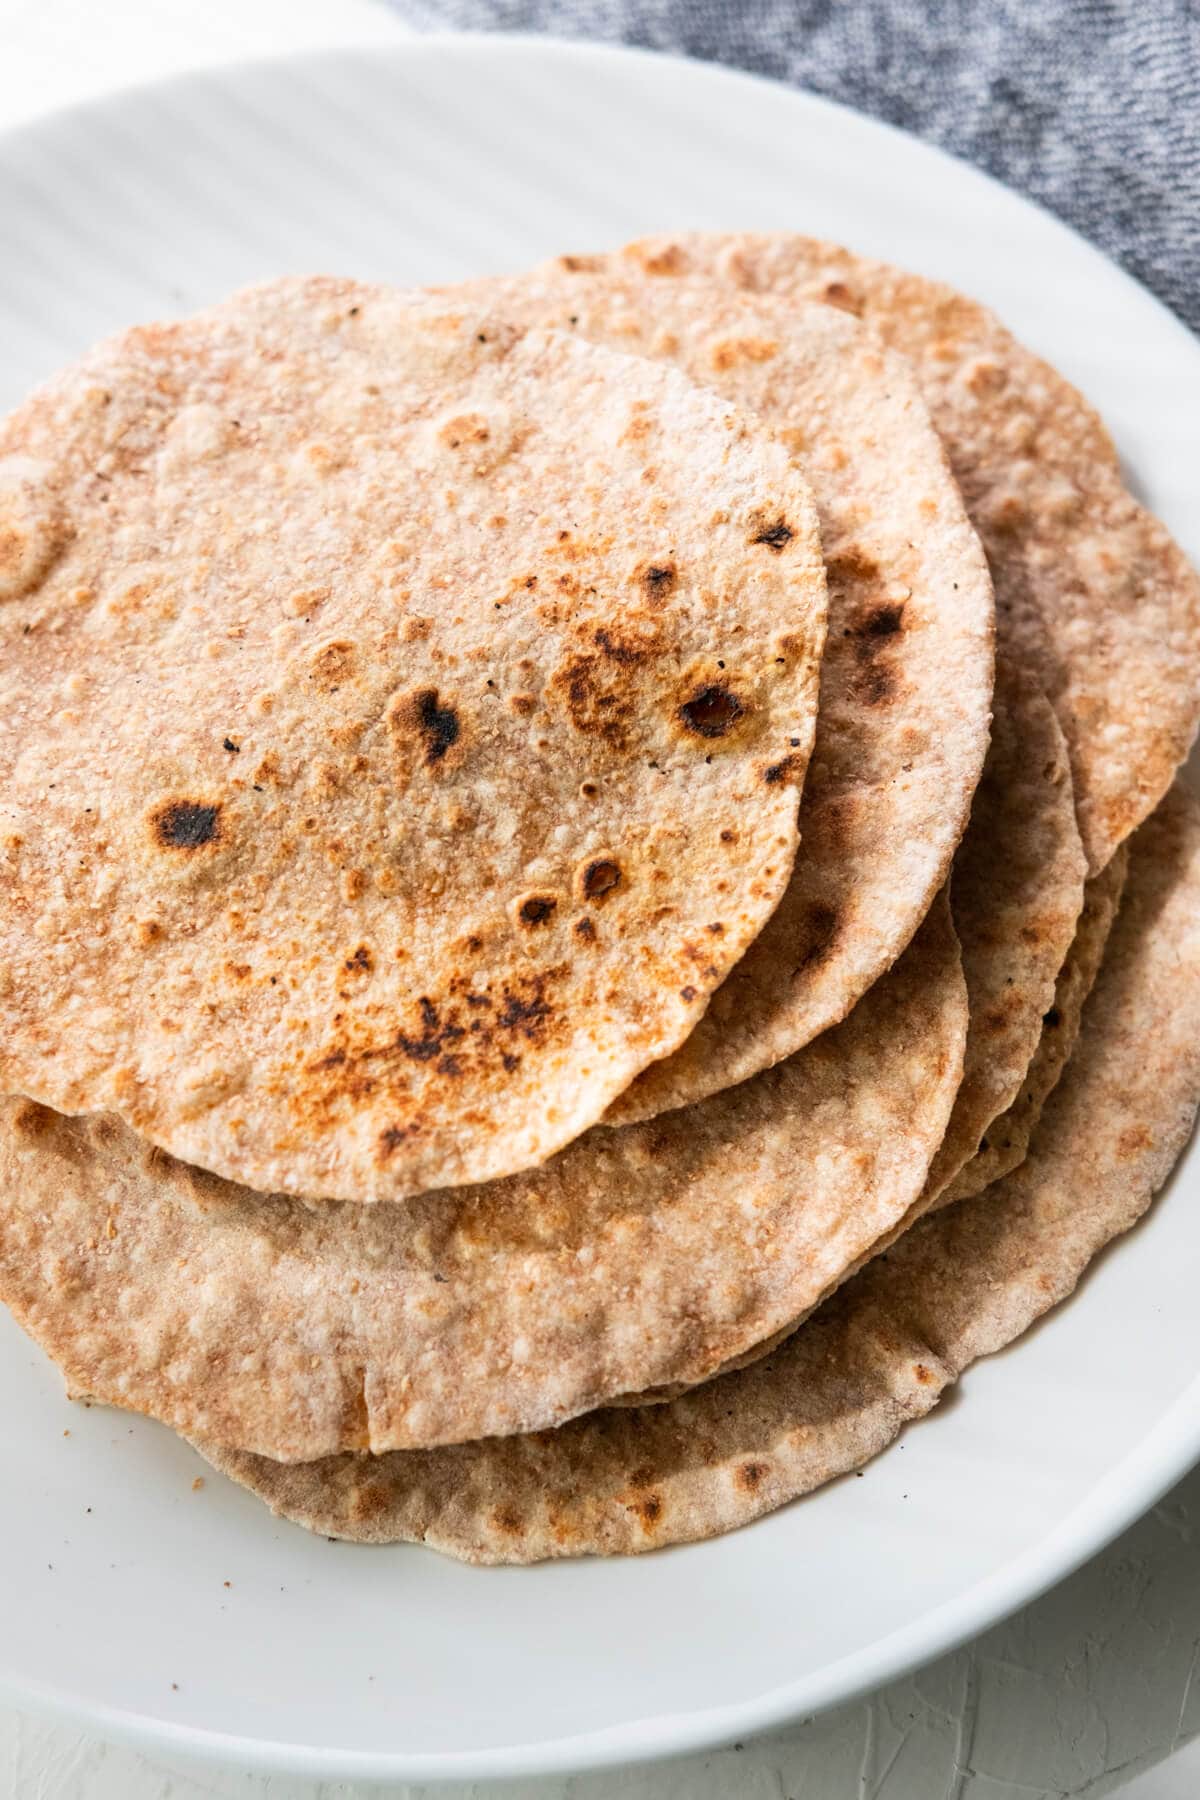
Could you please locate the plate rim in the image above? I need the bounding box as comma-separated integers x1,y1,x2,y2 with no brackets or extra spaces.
0,28,1198,1785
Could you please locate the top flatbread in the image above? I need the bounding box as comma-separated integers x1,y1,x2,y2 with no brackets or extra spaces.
441,265,994,1119
613,233,1200,874
200,782,1200,1562
0,277,828,1202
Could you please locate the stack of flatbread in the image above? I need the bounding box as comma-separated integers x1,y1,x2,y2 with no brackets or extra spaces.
1,234,1199,1564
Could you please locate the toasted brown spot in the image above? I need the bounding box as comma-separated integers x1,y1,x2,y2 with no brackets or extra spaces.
638,560,677,598
551,652,642,747
593,627,655,665
490,1506,525,1538
982,995,1021,1034
820,279,862,315
574,916,597,942
735,1460,769,1493
1117,1125,1153,1160
845,604,905,708
763,754,801,784
395,995,465,1064
627,1490,664,1530
749,515,795,553
11,1099,54,1139
309,761,341,801
987,491,1026,532
679,685,745,738
0,527,27,588
416,690,460,762
308,640,357,691
152,800,222,851
680,984,697,1002
825,545,881,586
914,1363,936,1386
858,603,905,638
709,335,779,371
794,903,839,973
437,412,490,449
496,981,554,1040
284,584,331,618
0,502,68,600
344,945,373,974
378,1122,418,1157
347,1479,392,1523
389,687,462,766
639,243,686,276
302,970,560,1144
582,859,622,902
339,1368,370,1451
962,356,1007,397
855,662,895,706
517,894,557,927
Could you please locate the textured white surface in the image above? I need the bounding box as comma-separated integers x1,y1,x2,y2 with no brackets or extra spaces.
1,3,1198,1795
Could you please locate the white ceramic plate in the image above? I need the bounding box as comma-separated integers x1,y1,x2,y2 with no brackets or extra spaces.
1,34,1199,1787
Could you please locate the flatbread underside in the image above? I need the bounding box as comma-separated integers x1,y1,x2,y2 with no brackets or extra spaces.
198,782,1200,1562
612,233,1200,876
430,268,995,1121
0,277,828,1202
0,893,966,1457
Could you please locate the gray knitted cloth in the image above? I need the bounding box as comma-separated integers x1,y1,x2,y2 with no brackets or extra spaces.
384,0,1199,334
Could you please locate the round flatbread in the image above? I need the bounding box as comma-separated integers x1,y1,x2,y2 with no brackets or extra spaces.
0,277,828,1202
437,263,994,1120
0,893,965,1457
198,783,1200,1561
626,232,1200,874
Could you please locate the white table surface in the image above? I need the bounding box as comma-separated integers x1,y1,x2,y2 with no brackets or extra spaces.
1,3,1198,1795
